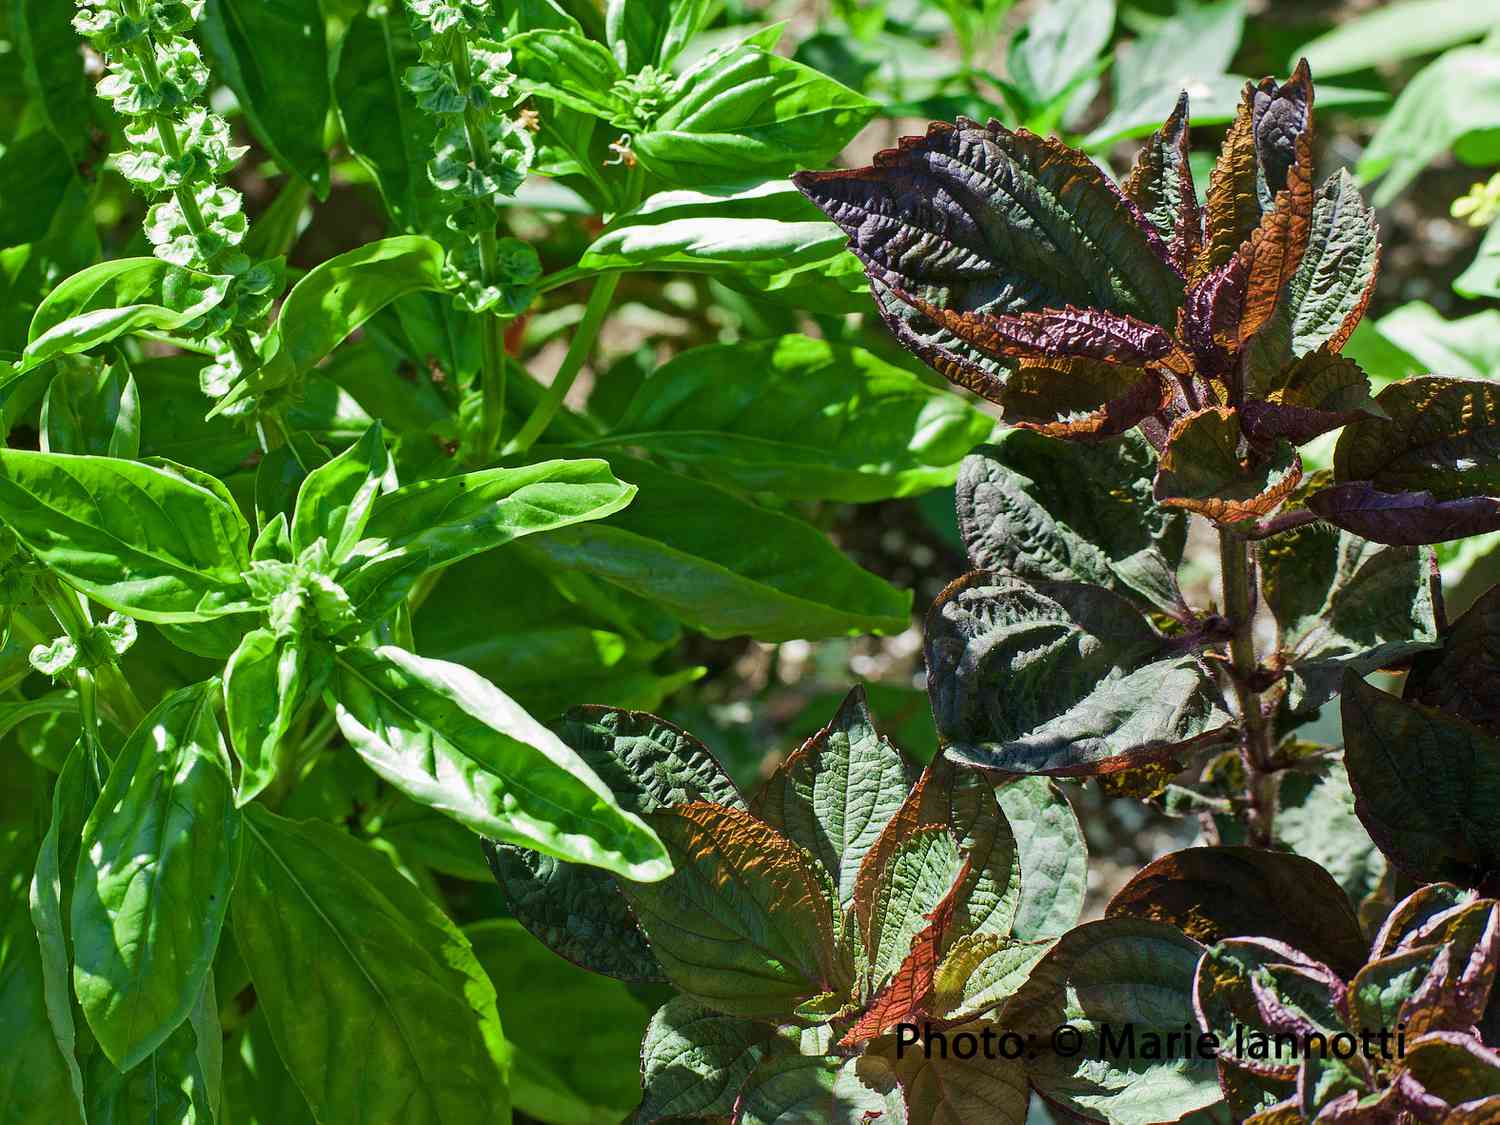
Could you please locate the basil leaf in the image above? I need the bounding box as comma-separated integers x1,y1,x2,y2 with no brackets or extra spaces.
23,259,230,370
292,422,390,560
506,30,627,119
635,43,876,186
200,0,331,196
605,0,711,70
41,358,141,459
72,680,242,1071
522,451,912,641
0,450,253,622
224,629,326,807
333,644,672,880
231,807,511,1125
605,334,990,501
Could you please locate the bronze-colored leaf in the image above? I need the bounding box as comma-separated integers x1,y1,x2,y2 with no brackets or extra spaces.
1153,407,1303,523
997,359,1167,440
892,296,1175,367
1405,584,1500,737
1241,350,1381,446
1124,92,1201,273
1334,376,1500,500
1234,129,1315,345
1196,84,1259,281
1106,846,1367,976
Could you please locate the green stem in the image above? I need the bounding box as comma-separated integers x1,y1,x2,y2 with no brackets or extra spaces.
1218,527,1276,846
35,574,146,734
506,162,645,456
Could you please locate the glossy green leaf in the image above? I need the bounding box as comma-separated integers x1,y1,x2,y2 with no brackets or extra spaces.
755,687,915,910
467,919,656,1125
619,802,839,1018
200,0,331,195
578,184,867,314
996,776,1087,941
1358,45,1500,206
1002,917,1221,1125
267,236,445,380
292,422,390,560
635,43,877,185
23,260,229,370
637,996,783,1122
72,680,241,1071
0,131,78,252
926,573,1230,775
333,644,671,880
957,430,1187,614
522,451,911,641
2,822,86,1125
13,0,92,156
0,450,253,622
41,359,141,459
506,29,626,119
83,976,221,1125
232,807,512,1125
605,334,990,501
1342,673,1500,888
224,628,324,807
1261,519,1439,712
1334,376,1500,500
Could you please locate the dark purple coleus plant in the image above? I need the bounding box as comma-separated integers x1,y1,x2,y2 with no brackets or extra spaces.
794,64,1500,543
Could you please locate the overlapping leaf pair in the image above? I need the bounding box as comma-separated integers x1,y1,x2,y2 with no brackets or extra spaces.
1195,882,1500,1122
485,689,1089,1123
795,64,1500,545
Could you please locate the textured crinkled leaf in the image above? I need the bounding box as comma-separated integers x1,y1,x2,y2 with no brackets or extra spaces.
22,259,230,369
1124,92,1201,271
863,825,965,995
72,680,241,1071
926,573,1229,775
1002,917,1220,1125
637,996,782,1122
1335,376,1500,500
733,1053,901,1125
333,645,670,880
794,119,1183,394
0,451,252,622
1241,351,1381,447
1251,61,1315,210
957,429,1186,613
1350,944,1448,1038
1261,518,1439,712
521,451,911,641
1394,1032,1500,1121
620,802,839,1018
1405,583,1500,736
1154,407,1302,523
607,334,991,502
1196,87,1258,279
1371,883,1476,958
939,763,1023,944
232,807,511,1125
932,933,1054,1022
996,358,1167,440
1246,170,1379,370
754,686,914,910
867,1023,1029,1125
482,843,663,981
1307,482,1500,546
894,298,1176,366
1342,674,1500,888
1105,846,1367,976
997,776,1087,940
1195,937,1327,1080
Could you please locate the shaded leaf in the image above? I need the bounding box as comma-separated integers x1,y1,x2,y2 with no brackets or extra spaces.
41,360,140,459
956,429,1186,613
1272,758,1388,908
1003,917,1221,1125
926,572,1229,774
1241,351,1381,446
1342,673,1500,888
1106,845,1367,976
1405,583,1500,736
1335,376,1500,501
1308,482,1500,547
232,807,511,1125
619,802,840,1018
637,996,782,1122
997,359,1167,441
997,776,1087,941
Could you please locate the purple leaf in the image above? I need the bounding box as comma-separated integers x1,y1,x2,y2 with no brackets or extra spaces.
1307,484,1500,546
